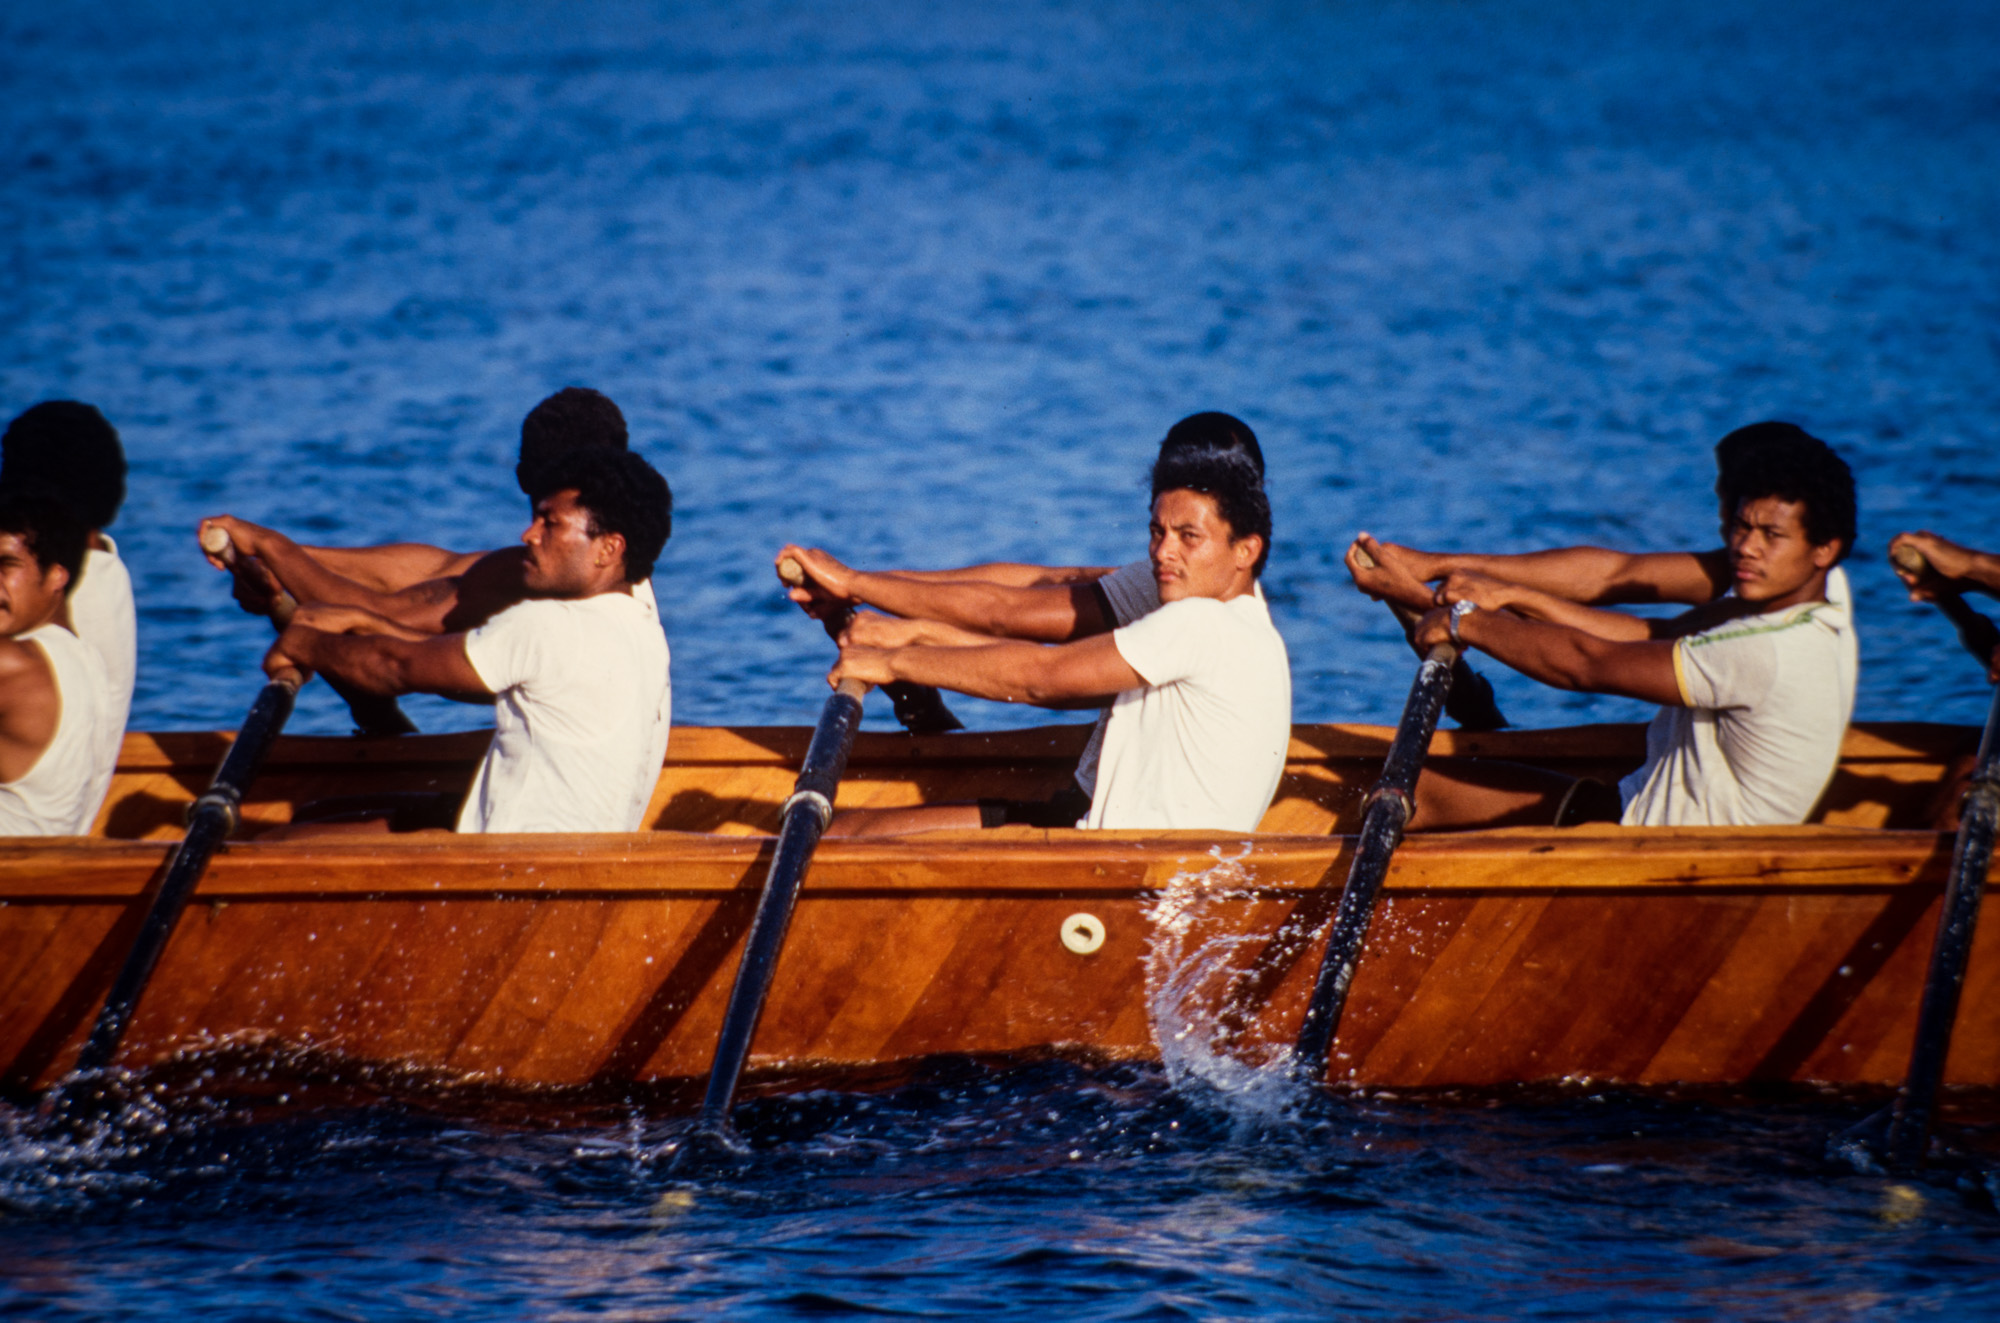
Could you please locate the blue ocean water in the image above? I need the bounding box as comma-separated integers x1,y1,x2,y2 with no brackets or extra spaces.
5,0,2000,1316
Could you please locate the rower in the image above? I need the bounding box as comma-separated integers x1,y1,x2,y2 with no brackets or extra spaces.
203,387,645,635
0,402,133,775
0,491,112,836
1366,430,1858,829
803,448,1292,835
782,413,1274,824
260,448,673,836
1347,421,1860,687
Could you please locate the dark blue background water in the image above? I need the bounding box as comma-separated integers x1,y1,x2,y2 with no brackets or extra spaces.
6,0,2000,1315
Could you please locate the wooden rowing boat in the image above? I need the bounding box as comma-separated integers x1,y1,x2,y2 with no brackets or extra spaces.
2,720,1992,1104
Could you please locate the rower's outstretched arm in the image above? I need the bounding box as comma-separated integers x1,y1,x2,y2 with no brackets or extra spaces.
1356,534,1729,607
831,631,1142,708
777,544,1114,642
1413,605,1684,707
204,516,405,617
1431,571,1666,643
266,622,492,701
297,543,483,594
206,517,525,635
883,562,1114,589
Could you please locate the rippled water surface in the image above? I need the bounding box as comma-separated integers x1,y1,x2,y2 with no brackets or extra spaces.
6,0,2000,1315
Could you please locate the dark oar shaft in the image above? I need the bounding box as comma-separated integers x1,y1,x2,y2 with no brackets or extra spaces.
1293,641,1458,1080
696,677,868,1134
1884,685,2000,1167
69,675,301,1077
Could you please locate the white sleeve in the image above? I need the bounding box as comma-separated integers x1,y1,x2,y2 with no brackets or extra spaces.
1110,599,1215,687
1674,628,1779,711
1096,560,1159,627
463,602,554,696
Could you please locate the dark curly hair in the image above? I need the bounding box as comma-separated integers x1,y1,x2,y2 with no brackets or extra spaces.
516,387,629,495
0,488,89,593
1150,448,1272,577
1157,411,1264,481
527,447,672,583
1723,424,1856,563
1,401,126,530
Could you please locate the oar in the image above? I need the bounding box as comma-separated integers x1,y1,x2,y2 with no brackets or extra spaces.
1292,630,1458,1082
49,664,306,1116
200,525,417,737
683,560,871,1152
1880,545,2000,1168
1353,545,1506,732
779,557,962,735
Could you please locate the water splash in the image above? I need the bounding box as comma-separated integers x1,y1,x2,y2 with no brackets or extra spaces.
1142,845,1314,1122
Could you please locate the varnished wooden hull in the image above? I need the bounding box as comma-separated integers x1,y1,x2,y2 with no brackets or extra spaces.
1,721,1991,1101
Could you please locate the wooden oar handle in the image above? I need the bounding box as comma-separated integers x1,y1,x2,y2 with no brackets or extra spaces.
777,556,806,588
199,522,237,567
1892,544,1931,577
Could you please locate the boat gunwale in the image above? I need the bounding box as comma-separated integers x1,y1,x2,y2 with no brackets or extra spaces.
0,821,1962,902
105,719,1980,772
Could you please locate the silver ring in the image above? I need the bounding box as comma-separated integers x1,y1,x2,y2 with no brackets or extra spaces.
781,789,834,831
1449,598,1477,646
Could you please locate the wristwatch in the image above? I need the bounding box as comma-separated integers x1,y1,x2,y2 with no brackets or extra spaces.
1448,599,1477,646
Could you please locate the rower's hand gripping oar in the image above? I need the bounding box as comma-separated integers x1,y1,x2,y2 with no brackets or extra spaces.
778,554,962,735
1354,543,1506,732
1292,590,1459,1082
1879,545,2000,1168
683,559,871,1153
47,656,308,1118
1892,543,2000,676
199,524,417,737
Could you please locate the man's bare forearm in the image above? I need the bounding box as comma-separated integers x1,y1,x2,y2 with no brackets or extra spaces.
885,562,1113,589
1484,585,1662,642
302,543,480,594
857,631,1140,708
240,528,404,616
849,572,1106,642
1439,546,1726,606
1455,609,1681,705
272,621,491,701
275,626,418,695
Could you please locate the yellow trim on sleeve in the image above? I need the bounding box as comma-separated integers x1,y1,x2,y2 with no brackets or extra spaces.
1671,638,1693,707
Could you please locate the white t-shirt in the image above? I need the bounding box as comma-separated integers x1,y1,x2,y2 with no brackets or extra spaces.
69,537,136,771
1074,560,1270,798
457,591,671,833
1086,592,1292,831
1827,565,1858,686
0,624,112,836
1619,594,1855,827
